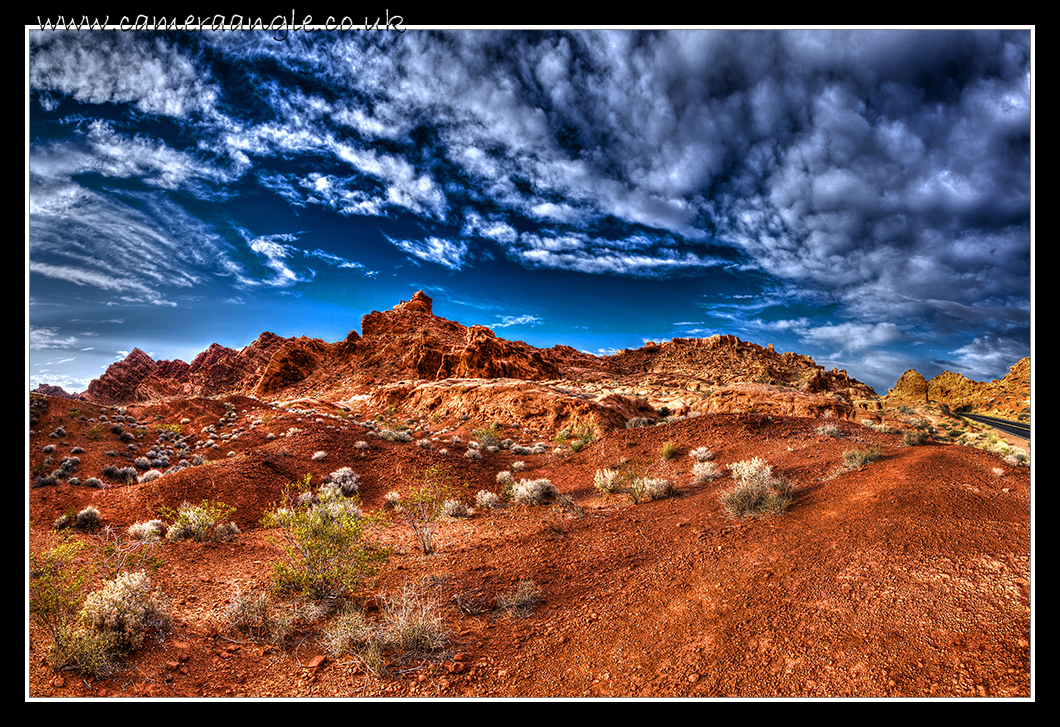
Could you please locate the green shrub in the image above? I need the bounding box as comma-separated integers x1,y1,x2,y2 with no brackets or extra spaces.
30,534,89,654
397,465,467,555
721,458,794,519
263,477,388,599
660,441,678,461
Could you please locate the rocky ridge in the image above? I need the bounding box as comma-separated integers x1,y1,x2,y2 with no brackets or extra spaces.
72,291,891,431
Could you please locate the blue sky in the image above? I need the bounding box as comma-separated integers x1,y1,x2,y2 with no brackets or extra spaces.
28,27,1032,395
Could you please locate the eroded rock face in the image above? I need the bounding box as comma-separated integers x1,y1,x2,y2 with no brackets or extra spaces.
884,369,930,405
882,357,1030,419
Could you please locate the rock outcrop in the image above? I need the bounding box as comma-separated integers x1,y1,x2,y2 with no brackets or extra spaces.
881,357,1030,420
68,289,895,432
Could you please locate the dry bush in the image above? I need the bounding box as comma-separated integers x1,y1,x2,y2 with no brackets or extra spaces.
721,457,794,519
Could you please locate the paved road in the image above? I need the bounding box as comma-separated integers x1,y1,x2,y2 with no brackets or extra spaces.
960,413,1030,440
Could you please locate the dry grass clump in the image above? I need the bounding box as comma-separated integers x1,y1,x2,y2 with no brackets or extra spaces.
691,461,721,484
721,457,794,519
843,446,883,469
629,476,676,503
509,478,558,505
495,579,543,618
324,585,448,674
593,468,622,494
223,588,292,645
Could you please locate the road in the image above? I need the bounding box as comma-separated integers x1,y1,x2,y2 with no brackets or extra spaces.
960,413,1030,440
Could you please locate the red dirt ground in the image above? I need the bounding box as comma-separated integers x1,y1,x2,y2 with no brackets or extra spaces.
27,396,1032,699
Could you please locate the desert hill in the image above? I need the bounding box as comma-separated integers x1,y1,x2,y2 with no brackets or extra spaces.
28,291,1032,698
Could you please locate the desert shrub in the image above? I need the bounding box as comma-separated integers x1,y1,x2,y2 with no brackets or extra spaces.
496,579,543,618
629,476,675,503
626,417,653,429
162,500,238,542
384,491,402,508
475,490,501,510
223,588,291,644
509,478,558,506
691,461,721,484
327,467,361,496
78,570,171,655
903,429,928,446
464,448,482,461
510,460,527,471
721,458,794,519
511,445,533,456
816,423,842,438
659,441,678,461
263,477,388,599
843,446,883,469
1003,451,1029,467
397,465,467,555
312,450,327,461
689,446,714,462
593,468,622,494
74,505,102,531
30,534,90,657
495,470,514,486
441,498,471,518
127,519,167,542
138,469,163,483
473,426,501,448
380,428,413,443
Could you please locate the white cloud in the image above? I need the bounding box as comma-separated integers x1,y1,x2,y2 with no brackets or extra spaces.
385,235,469,271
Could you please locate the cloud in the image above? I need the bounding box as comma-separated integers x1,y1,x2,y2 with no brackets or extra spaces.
29,326,78,350
948,335,1029,382
493,315,543,328
384,235,469,271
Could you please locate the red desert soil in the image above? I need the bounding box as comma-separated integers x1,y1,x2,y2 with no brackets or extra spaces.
28,396,1031,699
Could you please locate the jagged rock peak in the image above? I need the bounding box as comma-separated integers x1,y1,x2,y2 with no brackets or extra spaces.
393,290,433,315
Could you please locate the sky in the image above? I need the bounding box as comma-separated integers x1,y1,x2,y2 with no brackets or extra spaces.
27,25,1033,396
